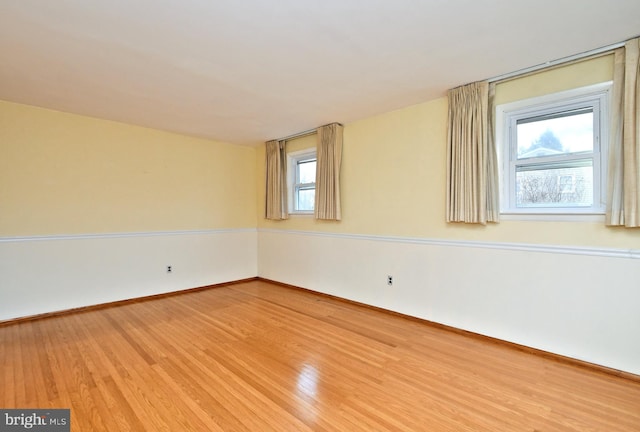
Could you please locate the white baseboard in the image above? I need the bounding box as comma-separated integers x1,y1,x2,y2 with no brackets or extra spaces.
258,229,640,375
0,229,257,321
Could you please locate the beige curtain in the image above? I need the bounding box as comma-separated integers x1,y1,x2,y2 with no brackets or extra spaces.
265,139,288,220
315,123,343,220
606,37,640,227
486,82,500,222
446,81,499,224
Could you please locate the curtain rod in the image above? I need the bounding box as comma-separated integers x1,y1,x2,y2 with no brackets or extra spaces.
487,40,626,84
273,122,343,143
280,128,316,142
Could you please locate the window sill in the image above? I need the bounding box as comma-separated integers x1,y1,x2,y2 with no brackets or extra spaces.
289,211,314,217
500,212,605,222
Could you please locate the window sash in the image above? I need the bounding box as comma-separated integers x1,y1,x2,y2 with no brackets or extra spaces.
295,158,316,184
294,184,315,212
513,158,596,209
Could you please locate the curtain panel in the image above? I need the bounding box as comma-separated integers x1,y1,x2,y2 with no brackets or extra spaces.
264,139,288,220
606,37,640,227
446,81,499,224
315,123,343,220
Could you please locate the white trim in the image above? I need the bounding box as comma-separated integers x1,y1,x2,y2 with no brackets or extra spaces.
258,228,639,259
0,228,257,243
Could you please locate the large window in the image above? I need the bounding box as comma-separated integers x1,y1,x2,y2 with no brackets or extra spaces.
497,83,610,217
287,148,316,213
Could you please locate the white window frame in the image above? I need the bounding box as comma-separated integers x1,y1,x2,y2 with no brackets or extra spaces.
496,82,611,220
287,148,317,214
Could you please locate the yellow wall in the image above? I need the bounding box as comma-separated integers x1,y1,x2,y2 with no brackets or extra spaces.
495,54,614,106
3,53,637,247
258,54,640,248
0,101,257,236
285,134,316,153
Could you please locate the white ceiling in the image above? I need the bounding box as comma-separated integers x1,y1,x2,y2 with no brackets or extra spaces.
1,1,639,146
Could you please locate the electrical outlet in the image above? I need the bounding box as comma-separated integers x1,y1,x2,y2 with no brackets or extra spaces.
387,275,393,286
167,265,172,273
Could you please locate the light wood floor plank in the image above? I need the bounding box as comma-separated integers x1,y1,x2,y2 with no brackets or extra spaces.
1,279,639,431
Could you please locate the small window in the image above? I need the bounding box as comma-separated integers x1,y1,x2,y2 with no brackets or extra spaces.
497,83,610,217
288,149,316,213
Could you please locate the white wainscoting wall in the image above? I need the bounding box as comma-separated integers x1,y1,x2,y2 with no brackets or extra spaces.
258,228,640,376
0,229,257,322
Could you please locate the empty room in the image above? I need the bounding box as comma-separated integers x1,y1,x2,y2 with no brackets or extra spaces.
1,1,640,431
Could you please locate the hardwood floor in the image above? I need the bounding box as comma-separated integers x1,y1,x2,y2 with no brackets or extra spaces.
1,279,639,431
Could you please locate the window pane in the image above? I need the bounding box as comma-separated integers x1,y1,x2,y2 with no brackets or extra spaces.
515,162,593,207
297,188,315,211
298,160,316,184
517,110,593,159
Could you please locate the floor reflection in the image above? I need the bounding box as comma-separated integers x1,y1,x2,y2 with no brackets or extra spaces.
296,363,319,398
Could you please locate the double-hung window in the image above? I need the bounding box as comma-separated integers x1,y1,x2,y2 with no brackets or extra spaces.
497,83,611,217
287,148,316,213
